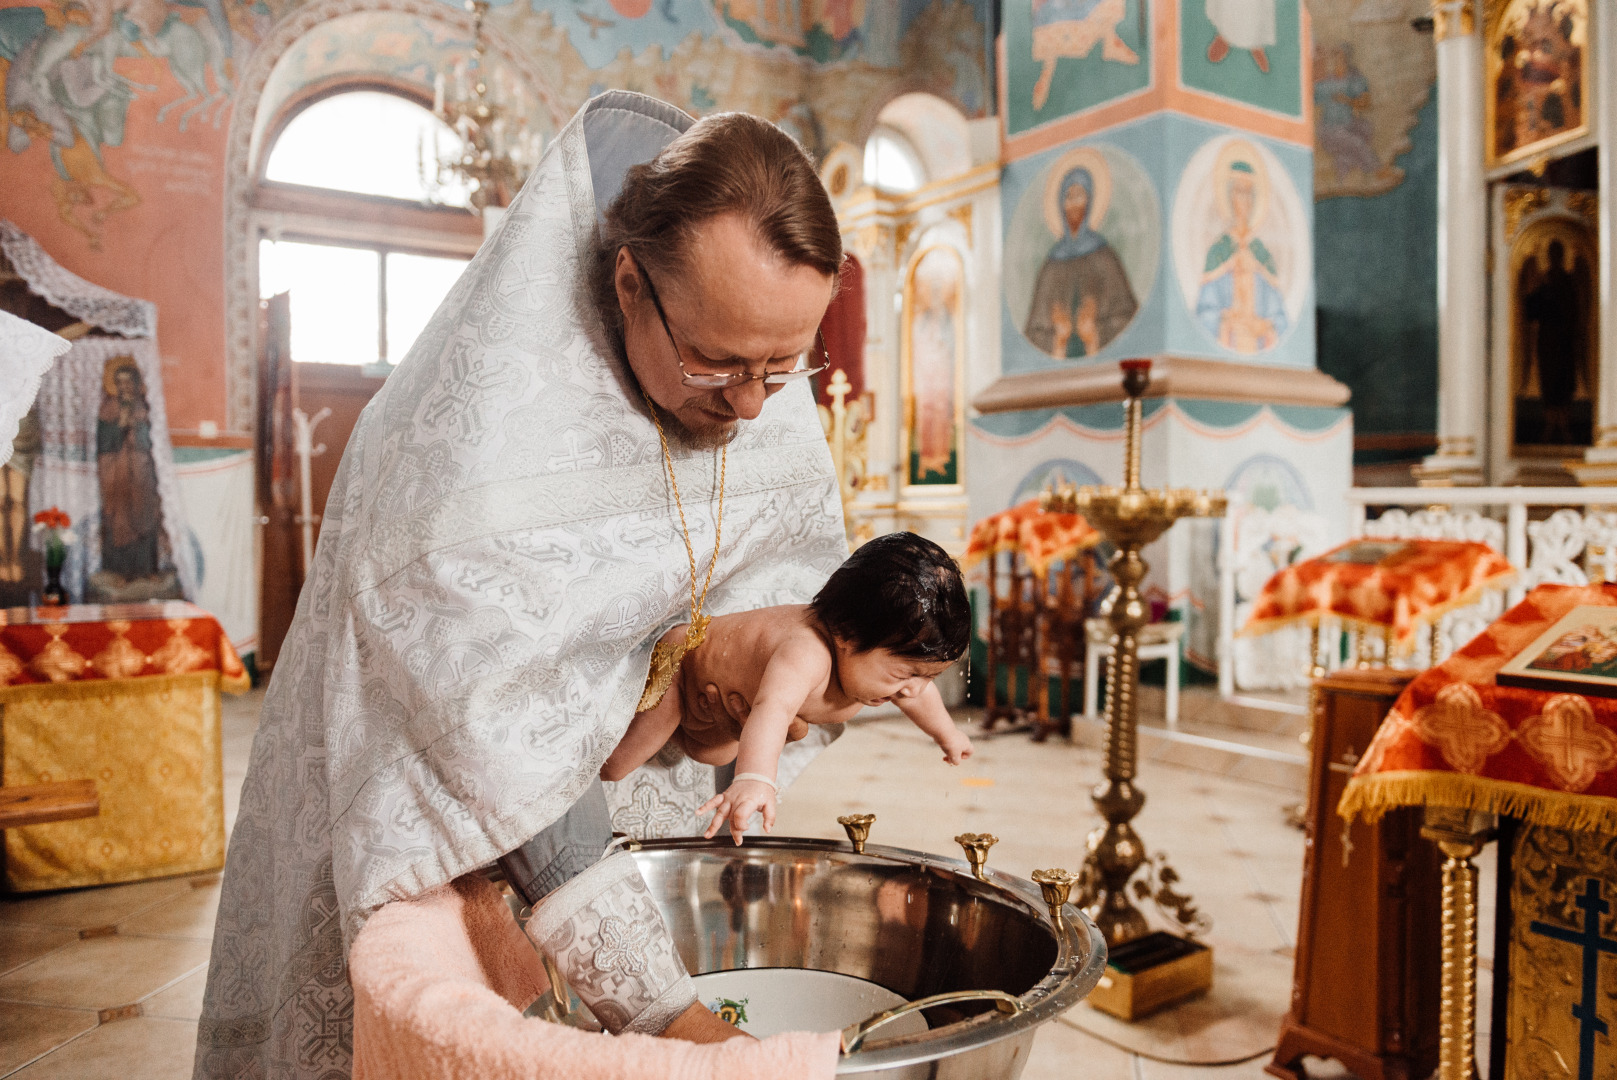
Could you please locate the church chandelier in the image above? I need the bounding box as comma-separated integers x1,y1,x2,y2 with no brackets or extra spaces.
425,0,543,212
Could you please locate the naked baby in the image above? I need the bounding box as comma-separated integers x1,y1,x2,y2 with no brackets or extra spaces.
602,531,973,842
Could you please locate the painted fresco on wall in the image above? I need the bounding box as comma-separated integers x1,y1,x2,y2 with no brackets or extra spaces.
1511,216,1596,452
0,0,989,439
545,0,710,69
0,0,243,249
1171,134,1307,354
1486,0,1587,169
1310,0,1433,198
903,245,964,487
248,9,560,167
717,0,873,63
506,0,908,74
259,12,474,118
1313,0,1438,453
1003,0,1149,137
0,0,250,428
1010,457,1102,507
1178,0,1301,118
1005,143,1159,360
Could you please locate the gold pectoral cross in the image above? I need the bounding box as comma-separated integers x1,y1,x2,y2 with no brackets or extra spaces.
635,615,712,714
684,613,710,652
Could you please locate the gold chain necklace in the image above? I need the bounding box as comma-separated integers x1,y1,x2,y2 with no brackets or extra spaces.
636,394,726,712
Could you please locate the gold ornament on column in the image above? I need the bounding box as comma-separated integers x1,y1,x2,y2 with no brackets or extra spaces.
1421,807,1495,1080
817,369,872,542
1432,0,1476,41
1041,359,1225,946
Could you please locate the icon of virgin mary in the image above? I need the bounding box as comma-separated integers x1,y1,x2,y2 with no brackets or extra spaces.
96,354,163,581
1024,156,1139,359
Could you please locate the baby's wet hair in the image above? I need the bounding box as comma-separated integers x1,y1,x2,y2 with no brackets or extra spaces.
809,532,970,663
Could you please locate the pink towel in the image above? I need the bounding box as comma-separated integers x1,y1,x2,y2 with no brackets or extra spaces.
350,874,841,1080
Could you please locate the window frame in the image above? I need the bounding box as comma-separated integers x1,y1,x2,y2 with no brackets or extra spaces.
252,83,482,370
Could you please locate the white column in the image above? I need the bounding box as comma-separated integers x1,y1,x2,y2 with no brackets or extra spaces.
1417,0,1487,487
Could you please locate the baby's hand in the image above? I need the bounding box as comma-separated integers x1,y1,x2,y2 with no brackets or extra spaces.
939,730,974,766
697,777,777,846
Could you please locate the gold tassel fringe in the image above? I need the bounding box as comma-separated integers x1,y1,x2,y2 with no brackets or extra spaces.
1339,770,1617,834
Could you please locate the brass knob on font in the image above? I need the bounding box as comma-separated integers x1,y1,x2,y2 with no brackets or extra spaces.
1032,867,1079,925
954,832,998,881
837,813,876,854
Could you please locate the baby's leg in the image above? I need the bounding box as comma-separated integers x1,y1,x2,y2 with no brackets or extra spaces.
673,728,740,767
669,680,742,766
600,688,683,781
601,632,688,782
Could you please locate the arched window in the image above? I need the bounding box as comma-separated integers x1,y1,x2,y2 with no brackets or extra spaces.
866,94,974,193
255,88,481,371
265,90,473,206
863,126,925,194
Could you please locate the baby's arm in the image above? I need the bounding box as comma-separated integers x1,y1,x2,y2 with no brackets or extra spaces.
697,638,830,845
895,682,973,765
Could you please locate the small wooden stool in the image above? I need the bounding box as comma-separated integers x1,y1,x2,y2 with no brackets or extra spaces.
1083,618,1185,727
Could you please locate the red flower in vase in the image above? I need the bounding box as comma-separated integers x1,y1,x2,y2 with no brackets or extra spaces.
32,508,71,530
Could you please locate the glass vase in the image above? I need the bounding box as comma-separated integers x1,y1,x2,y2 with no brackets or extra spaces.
42,541,67,607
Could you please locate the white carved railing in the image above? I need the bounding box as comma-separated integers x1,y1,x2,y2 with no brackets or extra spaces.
1219,487,1617,698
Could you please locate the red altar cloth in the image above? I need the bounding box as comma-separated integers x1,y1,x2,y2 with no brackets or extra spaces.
963,499,1100,578
1243,537,1516,647
0,602,248,691
1340,584,1617,833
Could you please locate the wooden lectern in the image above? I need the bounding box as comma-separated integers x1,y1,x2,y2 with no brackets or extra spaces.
1267,668,1441,1080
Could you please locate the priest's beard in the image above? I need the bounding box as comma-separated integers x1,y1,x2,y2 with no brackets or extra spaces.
665,396,741,451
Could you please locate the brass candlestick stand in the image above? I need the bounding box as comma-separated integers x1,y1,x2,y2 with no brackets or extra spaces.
1042,359,1225,949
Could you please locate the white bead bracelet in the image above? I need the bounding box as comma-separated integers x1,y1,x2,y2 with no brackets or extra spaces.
731,772,778,792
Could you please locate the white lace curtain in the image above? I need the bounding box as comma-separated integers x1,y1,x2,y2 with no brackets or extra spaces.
2,221,196,602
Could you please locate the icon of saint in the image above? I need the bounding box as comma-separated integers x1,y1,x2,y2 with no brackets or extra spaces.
1024,165,1139,359
1195,149,1288,353
1515,234,1593,447
908,249,960,483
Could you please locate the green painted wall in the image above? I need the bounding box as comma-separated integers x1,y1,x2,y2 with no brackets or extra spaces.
1315,93,1439,451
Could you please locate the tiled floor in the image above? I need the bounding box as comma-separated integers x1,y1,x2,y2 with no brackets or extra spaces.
0,685,1491,1078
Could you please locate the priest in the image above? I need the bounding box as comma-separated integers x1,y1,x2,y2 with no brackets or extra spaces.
194,91,849,1078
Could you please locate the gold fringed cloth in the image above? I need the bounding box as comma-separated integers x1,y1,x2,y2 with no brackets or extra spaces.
1339,584,1617,835
1241,538,1516,649
0,602,246,891
2,672,228,890
962,499,1100,579
0,601,248,689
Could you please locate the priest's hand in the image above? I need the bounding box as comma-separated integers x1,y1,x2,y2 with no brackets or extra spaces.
660,1001,754,1042
698,777,776,846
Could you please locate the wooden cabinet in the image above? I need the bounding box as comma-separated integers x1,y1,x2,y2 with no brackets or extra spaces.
1267,669,1441,1080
